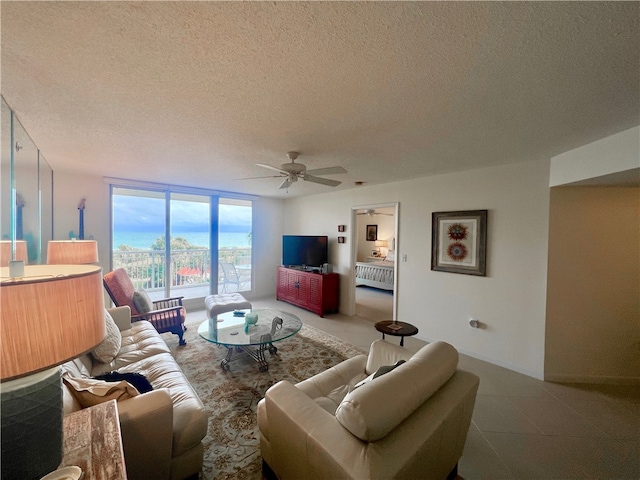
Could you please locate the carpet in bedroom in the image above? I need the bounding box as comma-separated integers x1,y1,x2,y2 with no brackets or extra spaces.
165,318,365,480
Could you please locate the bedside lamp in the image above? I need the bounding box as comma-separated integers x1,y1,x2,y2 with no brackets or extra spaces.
0,264,105,480
47,239,99,265
374,240,388,257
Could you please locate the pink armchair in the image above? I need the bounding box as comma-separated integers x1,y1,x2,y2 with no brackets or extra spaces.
103,268,187,345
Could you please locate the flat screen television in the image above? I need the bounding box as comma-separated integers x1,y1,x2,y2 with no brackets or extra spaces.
282,235,328,268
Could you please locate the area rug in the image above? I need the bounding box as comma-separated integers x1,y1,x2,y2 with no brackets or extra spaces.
164,318,365,480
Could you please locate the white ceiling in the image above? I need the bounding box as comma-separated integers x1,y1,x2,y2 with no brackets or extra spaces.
2,1,638,198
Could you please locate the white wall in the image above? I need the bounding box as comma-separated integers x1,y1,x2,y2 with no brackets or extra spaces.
550,126,640,186
51,172,111,269
545,186,640,384
283,159,551,379
52,171,284,305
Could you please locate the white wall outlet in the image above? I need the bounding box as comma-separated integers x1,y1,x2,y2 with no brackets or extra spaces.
402,254,407,262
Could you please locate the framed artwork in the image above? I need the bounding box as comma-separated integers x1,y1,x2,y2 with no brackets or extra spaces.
338,236,346,243
338,225,345,232
431,210,487,276
366,224,378,241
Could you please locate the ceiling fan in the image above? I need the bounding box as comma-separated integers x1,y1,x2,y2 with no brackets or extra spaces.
357,209,394,216
253,152,347,190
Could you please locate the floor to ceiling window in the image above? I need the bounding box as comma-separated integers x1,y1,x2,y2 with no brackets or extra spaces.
218,199,252,293
169,192,211,299
110,183,253,304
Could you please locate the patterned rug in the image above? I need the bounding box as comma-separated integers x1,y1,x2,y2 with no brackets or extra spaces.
165,318,365,480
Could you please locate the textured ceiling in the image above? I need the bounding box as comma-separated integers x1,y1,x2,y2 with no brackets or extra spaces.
2,1,638,198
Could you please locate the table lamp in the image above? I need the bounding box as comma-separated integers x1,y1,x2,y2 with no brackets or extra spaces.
0,264,105,480
47,239,99,265
375,240,388,256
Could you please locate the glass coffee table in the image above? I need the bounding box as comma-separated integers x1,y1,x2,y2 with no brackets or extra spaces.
198,308,302,372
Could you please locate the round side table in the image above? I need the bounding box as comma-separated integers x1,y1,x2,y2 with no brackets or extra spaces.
374,320,418,347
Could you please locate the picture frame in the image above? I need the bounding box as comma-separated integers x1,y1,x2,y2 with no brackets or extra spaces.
337,236,346,244
366,224,378,241
338,225,345,232
431,210,487,276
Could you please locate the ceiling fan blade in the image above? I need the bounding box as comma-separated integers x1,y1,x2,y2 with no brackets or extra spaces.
303,175,341,187
235,175,283,180
256,163,289,174
357,209,393,216
305,166,347,176
279,177,293,189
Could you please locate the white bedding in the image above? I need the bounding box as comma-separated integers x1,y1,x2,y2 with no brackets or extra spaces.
355,261,394,290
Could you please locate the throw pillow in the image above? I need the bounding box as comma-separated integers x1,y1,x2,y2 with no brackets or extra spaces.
352,359,406,390
63,377,139,408
132,289,153,314
93,372,153,394
91,310,122,363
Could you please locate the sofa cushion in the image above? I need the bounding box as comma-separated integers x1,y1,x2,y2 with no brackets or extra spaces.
133,289,153,314
92,310,122,363
365,339,414,375
116,352,208,458
90,321,171,375
61,356,92,379
63,376,139,408
335,341,459,442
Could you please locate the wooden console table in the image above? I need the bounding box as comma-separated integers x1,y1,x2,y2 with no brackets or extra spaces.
61,400,127,479
276,266,339,317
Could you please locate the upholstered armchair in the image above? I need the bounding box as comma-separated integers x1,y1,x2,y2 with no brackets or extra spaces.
103,268,187,345
258,340,479,479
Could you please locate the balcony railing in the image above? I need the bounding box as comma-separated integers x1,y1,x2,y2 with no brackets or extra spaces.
113,247,252,293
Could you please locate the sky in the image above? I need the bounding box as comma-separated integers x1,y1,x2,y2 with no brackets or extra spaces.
113,196,251,233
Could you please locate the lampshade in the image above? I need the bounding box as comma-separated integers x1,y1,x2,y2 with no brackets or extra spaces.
375,240,388,248
0,264,105,380
0,240,28,267
47,240,99,265
0,264,105,479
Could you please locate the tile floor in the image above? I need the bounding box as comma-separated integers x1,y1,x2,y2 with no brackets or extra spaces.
192,288,639,479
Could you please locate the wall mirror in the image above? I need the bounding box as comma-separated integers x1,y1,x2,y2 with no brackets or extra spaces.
1,96,53,265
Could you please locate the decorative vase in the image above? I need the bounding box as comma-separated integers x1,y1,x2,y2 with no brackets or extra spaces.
245,312,258,326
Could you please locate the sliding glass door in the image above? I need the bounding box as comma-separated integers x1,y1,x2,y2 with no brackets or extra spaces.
112,188,167,295
111,184,252,303
169,192,211,298
218,199,252,293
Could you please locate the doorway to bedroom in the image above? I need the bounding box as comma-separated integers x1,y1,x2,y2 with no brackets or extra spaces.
350,203,398,322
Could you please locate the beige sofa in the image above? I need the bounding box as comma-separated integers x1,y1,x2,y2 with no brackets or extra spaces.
258,339,479,480
61,306,208,480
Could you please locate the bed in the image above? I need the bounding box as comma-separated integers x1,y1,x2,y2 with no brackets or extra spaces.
355,260,395,291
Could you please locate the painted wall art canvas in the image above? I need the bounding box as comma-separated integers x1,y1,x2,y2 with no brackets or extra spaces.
366,224,378,241
431,210,487,276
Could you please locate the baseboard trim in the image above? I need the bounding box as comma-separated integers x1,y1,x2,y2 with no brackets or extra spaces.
544,373,640,386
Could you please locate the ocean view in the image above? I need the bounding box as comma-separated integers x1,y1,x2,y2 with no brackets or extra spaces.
113,231,251,250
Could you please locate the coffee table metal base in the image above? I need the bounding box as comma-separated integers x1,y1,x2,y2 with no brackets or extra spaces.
198,309,302,372
221,337,278,372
